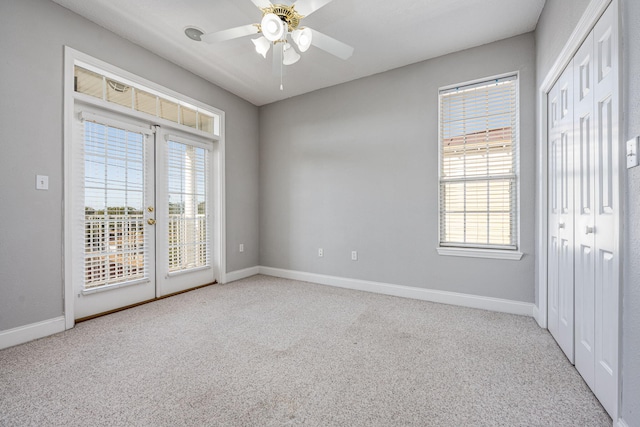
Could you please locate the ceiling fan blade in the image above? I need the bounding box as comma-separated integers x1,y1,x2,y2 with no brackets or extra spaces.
293,0,333,16
201,24,259,44
309,29,354,60
250,0,273,9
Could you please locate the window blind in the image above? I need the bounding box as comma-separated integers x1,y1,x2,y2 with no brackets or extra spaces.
80,118,152,290
166,139,209,273
439,76,518,249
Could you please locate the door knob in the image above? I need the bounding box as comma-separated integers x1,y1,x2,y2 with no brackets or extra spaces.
585,225,594,234
147,218,156,225
147,206,154,213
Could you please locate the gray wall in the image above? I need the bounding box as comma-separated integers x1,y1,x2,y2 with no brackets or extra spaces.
259,34,536,303
0,0,259,331
536,0,640,424
535,0,592,87
621,0,640,423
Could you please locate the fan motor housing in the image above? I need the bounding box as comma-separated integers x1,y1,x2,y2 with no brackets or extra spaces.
262,4,303,31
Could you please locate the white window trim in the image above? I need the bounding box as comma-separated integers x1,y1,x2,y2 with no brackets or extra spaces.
436,247,524,260
436,71,521,259
63,46,227,329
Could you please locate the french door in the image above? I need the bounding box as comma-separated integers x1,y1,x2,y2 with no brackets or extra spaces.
155,130,215,297
73,108,215,319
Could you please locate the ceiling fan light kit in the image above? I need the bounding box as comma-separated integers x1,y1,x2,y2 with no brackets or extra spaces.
252,36,271,58
291,28,312,52
194,0,353,89
282,43,301,65
261,12,287,42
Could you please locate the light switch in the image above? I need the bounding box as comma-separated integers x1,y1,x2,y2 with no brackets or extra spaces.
628,137,639,169
36,175,49,190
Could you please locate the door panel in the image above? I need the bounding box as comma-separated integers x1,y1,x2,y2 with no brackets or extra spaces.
573,32,596,390
155,130,215,296
548,62,575,363
592,1,619,417
598,96,614,213
74,114,156,319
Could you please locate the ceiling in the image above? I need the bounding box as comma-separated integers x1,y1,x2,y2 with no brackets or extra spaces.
51,0,546,106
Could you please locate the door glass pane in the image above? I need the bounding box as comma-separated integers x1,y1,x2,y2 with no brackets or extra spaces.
167,140,209,272
84,122,147,289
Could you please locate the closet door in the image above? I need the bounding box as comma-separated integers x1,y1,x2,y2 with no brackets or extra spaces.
592,2,619,417
547,83,560,342
573,31,596,390
547,1,619,418
547,63,575,362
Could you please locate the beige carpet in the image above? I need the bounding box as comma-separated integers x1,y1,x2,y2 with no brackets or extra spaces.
0,275,611,426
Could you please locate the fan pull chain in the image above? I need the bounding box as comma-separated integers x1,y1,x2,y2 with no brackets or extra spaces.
280,43,284,91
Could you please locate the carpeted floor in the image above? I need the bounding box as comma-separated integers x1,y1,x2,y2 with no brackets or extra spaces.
0,275,611,426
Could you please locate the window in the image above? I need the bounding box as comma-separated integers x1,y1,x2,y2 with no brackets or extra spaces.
438,75,519,255
82,120,149,290
74,65,219,137
167,138,209,273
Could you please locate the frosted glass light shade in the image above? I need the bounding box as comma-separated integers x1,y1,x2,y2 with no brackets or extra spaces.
282,43,300,65
261,13,285,42
292,28,312,52
252,36,271,58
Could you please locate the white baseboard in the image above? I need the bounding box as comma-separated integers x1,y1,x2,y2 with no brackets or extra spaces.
617,418,629,427
259,266,534,317
0,316,66,350
533,305,547,329
224,266,260,283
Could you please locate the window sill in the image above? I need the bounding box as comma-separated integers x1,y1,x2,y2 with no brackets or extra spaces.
436,247,524,260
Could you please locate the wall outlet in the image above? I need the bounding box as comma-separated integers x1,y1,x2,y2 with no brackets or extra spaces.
239,243,244,253
318,248,324,257
351,250,358,261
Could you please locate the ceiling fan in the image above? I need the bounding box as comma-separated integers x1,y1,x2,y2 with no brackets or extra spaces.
193,0,353,88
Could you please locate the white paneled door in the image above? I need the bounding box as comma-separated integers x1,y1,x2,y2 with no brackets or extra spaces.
547,0,619,419
547,61,575,363
573,30,597,390
590,2,619,416
73,111,215,319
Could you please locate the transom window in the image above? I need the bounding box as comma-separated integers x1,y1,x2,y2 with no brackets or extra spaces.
438,75,519,250
74,64,220,137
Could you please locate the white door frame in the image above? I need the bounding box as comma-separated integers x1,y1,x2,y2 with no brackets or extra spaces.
63,47,226,328
535,0,621,419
